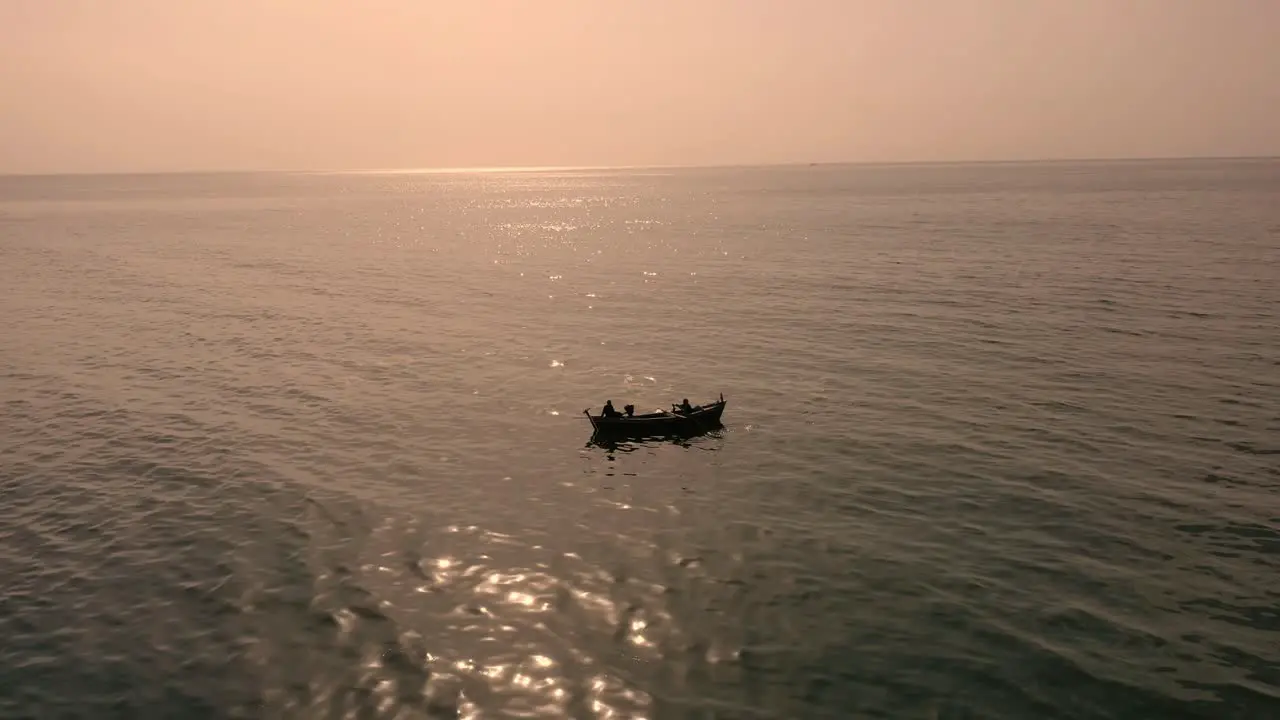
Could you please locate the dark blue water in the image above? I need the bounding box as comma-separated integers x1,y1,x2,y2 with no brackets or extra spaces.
1,159,1277,718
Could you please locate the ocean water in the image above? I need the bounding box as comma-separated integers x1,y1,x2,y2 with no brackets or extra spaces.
0,159,1277,719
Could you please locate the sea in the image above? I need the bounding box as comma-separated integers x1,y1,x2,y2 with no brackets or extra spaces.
1,158,1277,719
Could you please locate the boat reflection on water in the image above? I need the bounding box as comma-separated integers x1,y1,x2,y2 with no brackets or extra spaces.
583,394,727,450
584,423,726,453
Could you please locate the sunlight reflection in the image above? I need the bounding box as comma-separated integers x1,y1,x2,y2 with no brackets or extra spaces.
325,517,676,719
506,591,537,608
572,588,619,626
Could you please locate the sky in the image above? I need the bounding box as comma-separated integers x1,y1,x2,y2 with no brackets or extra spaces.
2,0,1278,174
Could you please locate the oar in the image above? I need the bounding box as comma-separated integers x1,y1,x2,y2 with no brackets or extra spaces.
665,407,696,427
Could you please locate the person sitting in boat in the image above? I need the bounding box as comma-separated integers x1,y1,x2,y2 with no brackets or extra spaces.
623,404,635,417
676,398,694,414
601,400,622,418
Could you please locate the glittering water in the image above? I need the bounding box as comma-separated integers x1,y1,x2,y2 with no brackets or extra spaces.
1,159,1278,719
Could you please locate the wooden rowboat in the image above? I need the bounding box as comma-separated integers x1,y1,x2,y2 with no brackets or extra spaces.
583,394,726,438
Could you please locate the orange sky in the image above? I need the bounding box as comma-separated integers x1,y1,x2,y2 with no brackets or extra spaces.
2,0,1277,174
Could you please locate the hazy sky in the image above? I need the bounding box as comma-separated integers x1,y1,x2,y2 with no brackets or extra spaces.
2,0,1278,174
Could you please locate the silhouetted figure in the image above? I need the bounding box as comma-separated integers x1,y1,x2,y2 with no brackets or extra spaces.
601,400,622,418
623,404,635,417
673,398,694,414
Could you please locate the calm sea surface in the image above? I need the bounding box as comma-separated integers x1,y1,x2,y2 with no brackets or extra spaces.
1,159,1278,719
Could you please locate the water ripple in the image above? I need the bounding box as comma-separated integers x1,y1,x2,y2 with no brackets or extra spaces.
1,160,1278,718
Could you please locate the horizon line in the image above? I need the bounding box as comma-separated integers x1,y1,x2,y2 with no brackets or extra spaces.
2,152,1277,179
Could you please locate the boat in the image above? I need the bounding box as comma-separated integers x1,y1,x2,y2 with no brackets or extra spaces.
583,394,727,438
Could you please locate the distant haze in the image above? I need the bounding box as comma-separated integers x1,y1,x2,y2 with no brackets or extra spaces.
2,0,1278,174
